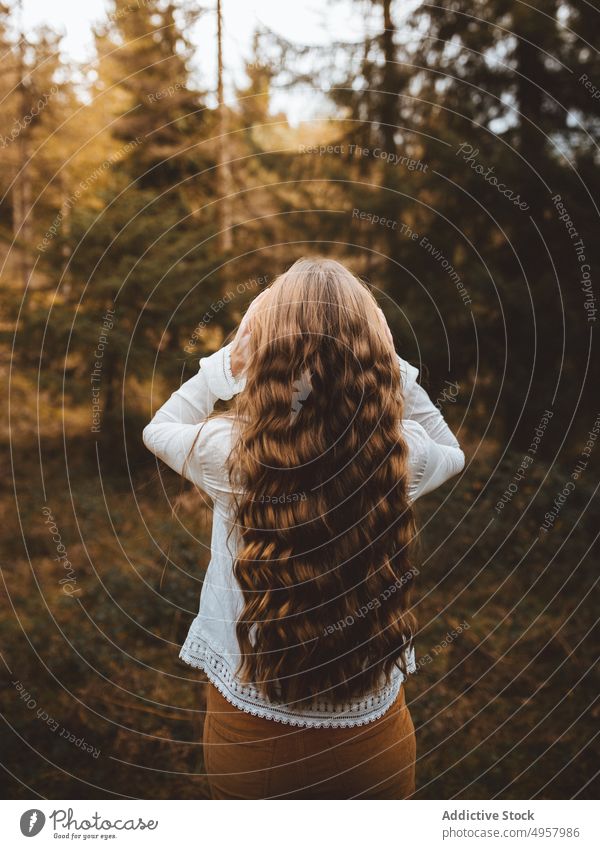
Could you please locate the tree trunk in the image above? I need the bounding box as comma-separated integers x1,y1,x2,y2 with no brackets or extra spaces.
216,0,233,269
380,0,397,156
13,25,33,288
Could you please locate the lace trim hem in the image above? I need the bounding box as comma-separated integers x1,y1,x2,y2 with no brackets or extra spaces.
179,633,405,728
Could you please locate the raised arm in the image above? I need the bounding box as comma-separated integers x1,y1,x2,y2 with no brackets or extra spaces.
398,356,461,448
142,343,244,488
143,290,266,489
397,354,465,499
376,307,461,451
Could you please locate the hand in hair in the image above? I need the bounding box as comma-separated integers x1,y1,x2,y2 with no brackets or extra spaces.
230,289,269,378
376,306,395,350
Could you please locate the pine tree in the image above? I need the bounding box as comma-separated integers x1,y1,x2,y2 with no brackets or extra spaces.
406,0,600,450
26,0,221,436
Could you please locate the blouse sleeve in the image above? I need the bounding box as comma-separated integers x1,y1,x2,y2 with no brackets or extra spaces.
142,343,245,490
397,354,465,500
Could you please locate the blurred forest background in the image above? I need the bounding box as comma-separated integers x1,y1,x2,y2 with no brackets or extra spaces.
1,0,599,799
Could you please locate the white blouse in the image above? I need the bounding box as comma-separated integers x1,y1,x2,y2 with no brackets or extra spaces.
143,343,465,727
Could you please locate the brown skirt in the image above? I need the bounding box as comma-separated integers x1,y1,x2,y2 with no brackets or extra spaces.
203,682,416,799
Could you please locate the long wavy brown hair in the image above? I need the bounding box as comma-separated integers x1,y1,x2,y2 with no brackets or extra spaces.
228,258,417,705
